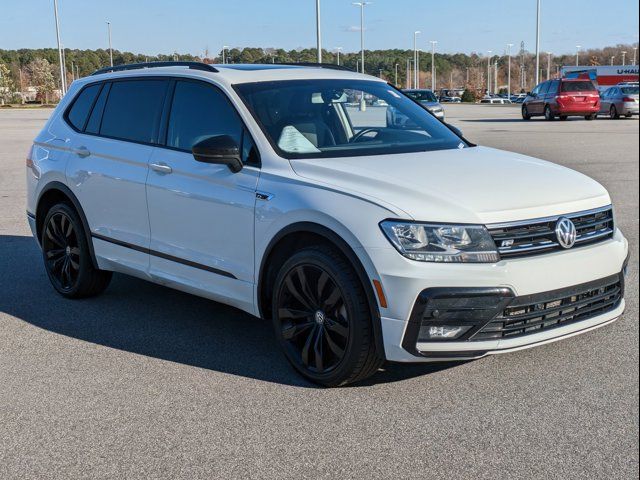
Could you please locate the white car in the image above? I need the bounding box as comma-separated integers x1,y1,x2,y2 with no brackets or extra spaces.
27,62,629,386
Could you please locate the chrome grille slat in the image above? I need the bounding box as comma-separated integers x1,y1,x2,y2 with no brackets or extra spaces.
488,206,614,258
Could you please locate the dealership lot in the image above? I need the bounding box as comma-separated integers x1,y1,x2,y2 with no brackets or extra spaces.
0,105,637,479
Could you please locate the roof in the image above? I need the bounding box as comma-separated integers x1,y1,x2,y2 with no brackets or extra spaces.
85,62,381,87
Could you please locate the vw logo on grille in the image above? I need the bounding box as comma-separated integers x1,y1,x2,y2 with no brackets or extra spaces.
555,217,577,249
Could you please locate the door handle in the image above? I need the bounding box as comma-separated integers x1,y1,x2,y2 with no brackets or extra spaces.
74,146,91,158
150,162,173,174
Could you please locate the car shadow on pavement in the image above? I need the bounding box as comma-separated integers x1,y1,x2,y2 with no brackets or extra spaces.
0,235,462,388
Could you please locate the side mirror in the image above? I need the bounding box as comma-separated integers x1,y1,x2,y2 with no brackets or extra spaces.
192,135,243,173
448,124,463,137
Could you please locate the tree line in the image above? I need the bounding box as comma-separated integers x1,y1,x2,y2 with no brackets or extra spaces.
1,43,637,104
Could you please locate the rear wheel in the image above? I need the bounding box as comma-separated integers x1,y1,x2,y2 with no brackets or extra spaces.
272,246,382,387
625,112,633,118
544,105,554,121
42,203,112,298
585,113,596,120
610,105,619,119
521,105,531,120
559,115,568,121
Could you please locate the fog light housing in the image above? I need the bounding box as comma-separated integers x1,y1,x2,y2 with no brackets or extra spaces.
419,325,472,341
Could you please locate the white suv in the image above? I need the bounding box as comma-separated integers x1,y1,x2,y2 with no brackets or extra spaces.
27,62,629,386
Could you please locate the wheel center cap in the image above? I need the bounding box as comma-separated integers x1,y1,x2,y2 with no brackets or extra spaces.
65,246,71,256
314,310,325,325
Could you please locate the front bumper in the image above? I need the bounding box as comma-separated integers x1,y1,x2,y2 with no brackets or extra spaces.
373,229,629,362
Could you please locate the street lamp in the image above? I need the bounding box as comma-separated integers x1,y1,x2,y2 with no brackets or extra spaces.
487,50,492,95
413,31,421,88
507,44,513,100
534,0,541,85
429,40,437,91
633,47,637,65
315,0,322,63
334,47,343,65
53,0,66,95
106,21,113,67
222,46,229,64
352,2,371,74
394,63,399,86
546,52,552,80
621,51,627,66
575,45,581,66
611,55,615,66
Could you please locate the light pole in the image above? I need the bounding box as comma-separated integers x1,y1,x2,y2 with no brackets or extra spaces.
429,40,437,91
315,0,322,63
413,31,421,88
575,45,581,66
534,0,541,85
335,47,342,65
107,21,113,67
621,51,627,66
611,55,615,66
633,47,637,65
352,2,370,74
406,59,411,89
487,50,492,95
222,46,229,64
394,63,399,86
546,52,552,80
507,43,513,100
53,0,66,95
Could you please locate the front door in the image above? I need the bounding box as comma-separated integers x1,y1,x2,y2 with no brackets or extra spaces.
146,79,260,312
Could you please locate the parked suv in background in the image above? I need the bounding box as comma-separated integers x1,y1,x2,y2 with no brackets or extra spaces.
27,62,628,386
522,78,600,120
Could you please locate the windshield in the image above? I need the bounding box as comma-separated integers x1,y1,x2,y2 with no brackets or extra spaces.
404,90,438,102
235,80,465,159
621,86,639,95
561,81,596,92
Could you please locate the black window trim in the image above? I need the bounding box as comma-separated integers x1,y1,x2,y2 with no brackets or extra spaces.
63,81,104,133
62,75,261,168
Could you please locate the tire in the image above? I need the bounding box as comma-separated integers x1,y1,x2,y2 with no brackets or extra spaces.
271,245,383,387
521,105,531,120
585,113,596,121
610,105,619,119
559,115,568,121
544,105,554,121
41,202,112,298
625,112,632,118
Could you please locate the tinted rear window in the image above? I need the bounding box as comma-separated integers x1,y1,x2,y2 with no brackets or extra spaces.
67,84,101,131
621,86,639,95
85,83,110,134
561,81,596,92
100,80,169,143
405,90,437,102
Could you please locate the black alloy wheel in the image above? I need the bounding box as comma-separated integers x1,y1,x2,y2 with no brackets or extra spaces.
610,105,619,119
43,210,81,292
272,246,383,387
41,203,112,298
276,263,350,375
522,105,531,120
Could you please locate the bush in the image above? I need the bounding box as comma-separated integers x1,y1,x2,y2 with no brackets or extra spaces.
461,89,476,103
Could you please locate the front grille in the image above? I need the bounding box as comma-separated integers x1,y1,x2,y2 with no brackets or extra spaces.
487,206,614,258
472,275,622,341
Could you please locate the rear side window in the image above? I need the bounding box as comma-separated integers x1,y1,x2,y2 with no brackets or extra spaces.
66,84,101,131
100,80,169,144
85,83,111,134
561,81,596,92
166,80,243,151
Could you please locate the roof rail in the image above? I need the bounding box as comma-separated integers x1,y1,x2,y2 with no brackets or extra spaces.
91,61,218,76
273,62,355,72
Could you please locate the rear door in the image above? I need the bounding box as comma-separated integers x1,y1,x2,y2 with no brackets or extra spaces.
599,88,613,113
65,78,170,272
145,79,260,312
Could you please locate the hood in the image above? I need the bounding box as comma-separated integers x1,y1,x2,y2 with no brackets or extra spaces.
290,146,611,224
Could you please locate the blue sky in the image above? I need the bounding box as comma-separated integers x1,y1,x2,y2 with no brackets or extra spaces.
1,0,638,56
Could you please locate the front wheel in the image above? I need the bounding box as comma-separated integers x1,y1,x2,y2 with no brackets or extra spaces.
271,246,383,387
585,113,596,121
41,203,112,298
544,105,554,121
610,105,619,119
521,105,531,120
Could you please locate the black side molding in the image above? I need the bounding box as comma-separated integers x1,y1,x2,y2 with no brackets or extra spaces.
91,233,237,279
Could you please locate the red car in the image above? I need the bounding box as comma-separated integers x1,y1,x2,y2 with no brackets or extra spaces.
522,78,600,120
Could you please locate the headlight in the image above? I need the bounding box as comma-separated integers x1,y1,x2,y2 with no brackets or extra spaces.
380,221,499,263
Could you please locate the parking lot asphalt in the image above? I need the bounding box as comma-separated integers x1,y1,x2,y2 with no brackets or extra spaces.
0,105,638,480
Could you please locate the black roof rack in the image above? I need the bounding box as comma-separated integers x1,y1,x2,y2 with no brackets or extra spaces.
91,61,218,76
272,62,355,72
